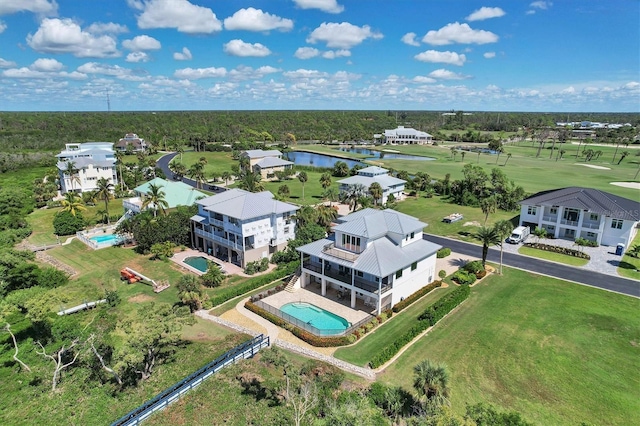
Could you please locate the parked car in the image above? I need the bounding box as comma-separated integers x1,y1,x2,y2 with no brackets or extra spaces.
507,226,530,244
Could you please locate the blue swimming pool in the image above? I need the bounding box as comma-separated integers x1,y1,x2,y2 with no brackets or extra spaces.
280,302,350,336
89,233,122,245
184,256,209,273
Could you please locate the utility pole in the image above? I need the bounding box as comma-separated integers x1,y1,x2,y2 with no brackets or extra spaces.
106,90,111,112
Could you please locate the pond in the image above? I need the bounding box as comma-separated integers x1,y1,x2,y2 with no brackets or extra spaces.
284,151,364,169
335,147,435,161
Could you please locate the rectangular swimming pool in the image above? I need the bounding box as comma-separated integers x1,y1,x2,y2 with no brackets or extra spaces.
280,302,350,336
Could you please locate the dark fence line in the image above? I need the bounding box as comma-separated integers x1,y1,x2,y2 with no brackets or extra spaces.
111,334,270,426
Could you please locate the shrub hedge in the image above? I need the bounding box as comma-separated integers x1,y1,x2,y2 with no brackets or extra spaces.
523,242,591,259
369,285,471,369
451,270,477,285
392,281,442,313
210,261,299,306
436,247,452,258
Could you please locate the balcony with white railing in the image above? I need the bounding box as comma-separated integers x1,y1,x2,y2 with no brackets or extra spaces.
322,242,360,262
581,220,602,230
123,197,143,213
560,219,579,227
194,228,244,251
542,214,558,223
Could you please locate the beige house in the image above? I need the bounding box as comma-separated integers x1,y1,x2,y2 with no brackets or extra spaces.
241,149,294,180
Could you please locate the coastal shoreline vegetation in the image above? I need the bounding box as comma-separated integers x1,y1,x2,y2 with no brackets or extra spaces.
1,110,639,424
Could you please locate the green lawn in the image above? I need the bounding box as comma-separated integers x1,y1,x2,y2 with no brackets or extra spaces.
334,285,453,366
518,245,590,267
377,268,640,426
618,231,640,280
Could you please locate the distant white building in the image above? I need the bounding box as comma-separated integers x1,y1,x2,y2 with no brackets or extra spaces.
297,208,441,314
115,133,147,152
56,142,117,194
338,166,406,205
190,189,299,267
241,149,294,180
383,126,433,145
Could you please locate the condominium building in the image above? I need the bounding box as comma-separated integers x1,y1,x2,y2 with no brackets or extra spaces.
56,142,117,194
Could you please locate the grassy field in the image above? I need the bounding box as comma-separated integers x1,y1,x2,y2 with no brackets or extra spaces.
334,285,453,366
377,268,640,425
518,245,590,267
618,231,640,280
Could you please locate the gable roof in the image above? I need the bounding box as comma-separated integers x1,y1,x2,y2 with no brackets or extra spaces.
134,178,207,208
242,149,282,159
255,157,293,168
197,188,299,220
521,187,640,221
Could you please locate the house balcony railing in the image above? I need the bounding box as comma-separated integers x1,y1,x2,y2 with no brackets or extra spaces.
560,219,579,227
301,260,390,294
542,214,557,222
322,242,359,262
123,198,142,213
581,221,601,230
194,229,243,251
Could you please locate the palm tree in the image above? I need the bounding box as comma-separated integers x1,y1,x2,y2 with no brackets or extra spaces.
557,149,566,161
323,187,339,207
63,161,80,193
533,227,547,244
479,195,497,225
474,226,500,269
333,161,349,177
502,152,512,166
450,147,457,161
95,177,114,224
368,182,383,206
460,151,466,163
201,263,225,288
221,171,232,187
342,183,366,212
493,220,513,275
171,161,187,181
277,184,290,200
142,183,169,217
319,172,332,191
297,171,308,200
61,192,86,216
413,360,450,409
495,146,504,164
238,172,264,193
617,151,630,165
176,144,185,161
316,204,338,231
114,150,125,191
188,162,206,189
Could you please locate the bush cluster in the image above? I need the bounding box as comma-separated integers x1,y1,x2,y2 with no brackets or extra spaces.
210,262,298,306
244,257,269,275
436,247,452,258
524,242,591,259
451,270,477,285
463,260,484,274
369,285,470,369
392,281,442,313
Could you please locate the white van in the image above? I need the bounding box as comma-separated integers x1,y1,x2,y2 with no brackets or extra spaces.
507,226,530,244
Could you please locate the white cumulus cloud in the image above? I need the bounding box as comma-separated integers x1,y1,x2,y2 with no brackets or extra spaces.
527,1,553,14
126,51,151,62
223,39,271,57
307,22,383,49
77,62,133,78
173,47,192,60
401,32,420,46
428,68,469,80
322,49,350,59
483,51,496,58
294,47,320,59
27,18,119,58
224,8,293,32
413,76,436,84
174,66,227,79
86,22,129,34
0,58,17,68
293,0,344,14
283,69,329,79
31,58,63,71
128,0,222,34
122,35,161,51
0,21,6,33
466,7,506,21
228,65,280,81
423,22,498,45
414,50,466,66
0,0,57,16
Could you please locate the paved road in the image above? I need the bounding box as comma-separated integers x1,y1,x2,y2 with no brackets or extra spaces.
156,151,226,193
425,234,640,298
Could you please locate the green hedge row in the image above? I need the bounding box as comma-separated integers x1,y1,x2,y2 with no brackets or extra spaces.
245,301,353,347
369,285,471,369
523,242,591,259
392,281,442,313
210,261,299,306
418,285,471,323
436,247,451,258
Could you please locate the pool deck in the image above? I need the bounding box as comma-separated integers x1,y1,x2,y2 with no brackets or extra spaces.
171,250,242,276
260,285,375,326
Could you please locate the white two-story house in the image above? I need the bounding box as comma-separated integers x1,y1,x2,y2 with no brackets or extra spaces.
338,166,406,205
241,149,294,180
56,142,117,194
383,126,433,145
190,189,299,267
518,187,640,248
296,208,441,315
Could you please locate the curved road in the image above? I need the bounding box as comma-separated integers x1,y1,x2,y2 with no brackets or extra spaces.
425,234,640,298
156,151,226,193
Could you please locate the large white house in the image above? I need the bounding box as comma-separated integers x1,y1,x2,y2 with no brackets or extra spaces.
518,187,640,248
383,126,433,145
338,166,406,205
190,189,299,267
297,209,441,315
241,149,294,180
115,133,147,152
56,142,117,194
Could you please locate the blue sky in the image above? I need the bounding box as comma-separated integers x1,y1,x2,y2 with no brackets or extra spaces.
0,0,638,112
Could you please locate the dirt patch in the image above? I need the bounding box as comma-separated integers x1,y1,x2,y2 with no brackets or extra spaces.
463,221,481,227
574,163,611,170
611,181,640,190
128,294,154,303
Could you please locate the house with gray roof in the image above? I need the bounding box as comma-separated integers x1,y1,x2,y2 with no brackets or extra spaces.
296,208,441,315
190,188,299,267
56,142,117,194
241,149,293,180
115,133,147,152
518,187,640,248
338,166,406,205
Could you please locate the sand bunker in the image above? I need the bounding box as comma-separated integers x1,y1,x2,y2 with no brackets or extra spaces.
610,181,640,190
574,163,611,170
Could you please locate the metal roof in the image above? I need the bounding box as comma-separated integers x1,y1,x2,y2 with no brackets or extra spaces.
333,209,427,239
521,187,640,221
134,178,207,209
197,188,299,220
255,157,294,168
337,174,406,190
57,158,114,170
242,149,283,159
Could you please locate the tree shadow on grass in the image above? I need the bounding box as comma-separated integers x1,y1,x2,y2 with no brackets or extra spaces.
610,260,638,271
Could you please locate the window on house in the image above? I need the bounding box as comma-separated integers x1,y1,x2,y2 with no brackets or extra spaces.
589,214,598,221
356,271,363,277
611,219,623,229
527,206,537,215
550,207,558,214
411,261,418,271
586,232,596,238
395,269,403,279
284,226,290,233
